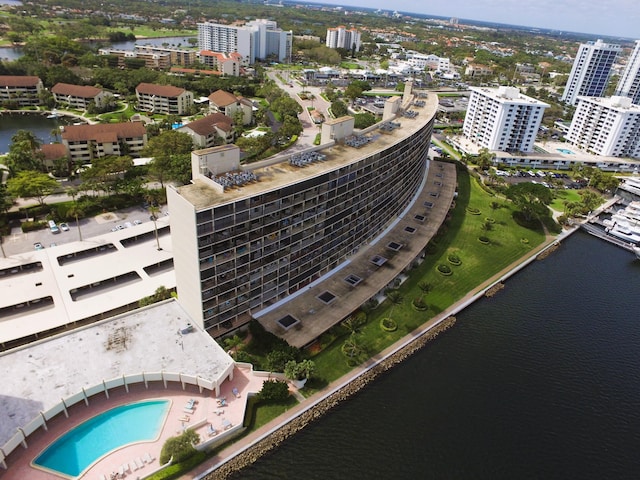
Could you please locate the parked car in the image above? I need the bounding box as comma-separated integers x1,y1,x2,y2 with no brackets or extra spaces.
34,242,44,250
59,223,69,231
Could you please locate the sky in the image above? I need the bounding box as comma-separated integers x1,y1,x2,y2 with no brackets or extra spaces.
310,0,639,39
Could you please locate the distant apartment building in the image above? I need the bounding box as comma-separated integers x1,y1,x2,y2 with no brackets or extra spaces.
464,64,494,77
615,40,640,105
98,48,171,70
60,122,147,164
463,86,549,153
51,83,114,110
134,45,197,66
197,19,292,64
177,113,234,148
325,26,361,52
405,52,450,72
135,83,193,115
561,39,621,106
208,90,253,125
199,51,242,76
0,75,43,106
566,96,640,158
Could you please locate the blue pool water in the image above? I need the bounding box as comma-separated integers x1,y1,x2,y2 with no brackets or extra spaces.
33,400,170,478
556,147,575,154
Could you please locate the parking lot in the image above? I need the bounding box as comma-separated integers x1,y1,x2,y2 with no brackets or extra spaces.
3,205,168,257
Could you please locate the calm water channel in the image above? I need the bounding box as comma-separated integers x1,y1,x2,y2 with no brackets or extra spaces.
234,231,640,480
0,114,74,154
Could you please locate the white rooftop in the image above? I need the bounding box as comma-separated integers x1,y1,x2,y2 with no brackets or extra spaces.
469,85,550,107
0,300,233,447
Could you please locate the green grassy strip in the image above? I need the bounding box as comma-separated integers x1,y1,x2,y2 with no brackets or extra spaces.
306,165,546,391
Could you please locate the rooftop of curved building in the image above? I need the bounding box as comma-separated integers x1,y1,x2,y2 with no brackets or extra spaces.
174,91,440,210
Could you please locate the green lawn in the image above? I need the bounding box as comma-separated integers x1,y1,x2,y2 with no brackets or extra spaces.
340,62,360,69
550,188,583,212
110,26,197,39
307,166,547,389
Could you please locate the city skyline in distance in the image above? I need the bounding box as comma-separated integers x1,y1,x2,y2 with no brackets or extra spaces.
299,0,637,40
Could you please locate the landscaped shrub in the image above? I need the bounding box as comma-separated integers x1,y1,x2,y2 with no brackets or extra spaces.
437,264,452,275
258,379,290,402
447,254,462,266
466,207,481,215
412,296,428,311
159,430,199,465
380,317,398,332
21,220,47,233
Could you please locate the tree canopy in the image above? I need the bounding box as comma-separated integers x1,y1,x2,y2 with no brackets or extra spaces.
506,182,553,222
6,171,59,206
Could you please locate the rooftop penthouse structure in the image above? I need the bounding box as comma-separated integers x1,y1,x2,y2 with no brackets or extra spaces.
167,84,453,345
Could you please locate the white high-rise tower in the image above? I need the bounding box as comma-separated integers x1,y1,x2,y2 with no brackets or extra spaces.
615,40,640,105
561,39,621,106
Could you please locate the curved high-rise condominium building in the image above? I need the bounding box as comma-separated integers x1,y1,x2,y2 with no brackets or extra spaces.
168,86,449,345
616,40,640,105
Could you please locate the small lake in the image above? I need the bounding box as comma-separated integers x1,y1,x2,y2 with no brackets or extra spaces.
0,113,74,154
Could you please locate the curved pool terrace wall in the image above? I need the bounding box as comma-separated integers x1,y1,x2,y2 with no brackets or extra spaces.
32,399,170,478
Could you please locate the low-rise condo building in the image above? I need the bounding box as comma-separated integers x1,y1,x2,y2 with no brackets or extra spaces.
178,113,235,148
51,83,114,110
61,122,147,164
0,75,43,106
136,83,194,115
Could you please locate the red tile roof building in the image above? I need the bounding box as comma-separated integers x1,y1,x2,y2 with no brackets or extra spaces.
199,51,242,77
51,83,114,110
207,90,253,125
60,122,147,164
135,83,194,115
0,76,44,106
177,113,234,148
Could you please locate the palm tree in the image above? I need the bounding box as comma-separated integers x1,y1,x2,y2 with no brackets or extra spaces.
67,188,84,241
418,281,432,294
149,204,162,251
386,289,403,319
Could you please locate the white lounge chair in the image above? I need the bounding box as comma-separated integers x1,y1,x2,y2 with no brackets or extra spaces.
137,457,145,468
183,406,195,414
207,424,217,437
131,459,140,471
144,452,154,464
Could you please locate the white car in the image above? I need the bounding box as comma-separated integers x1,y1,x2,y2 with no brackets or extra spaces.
59,223,69,231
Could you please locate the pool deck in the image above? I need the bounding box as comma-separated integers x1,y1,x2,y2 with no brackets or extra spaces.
0,366,266,480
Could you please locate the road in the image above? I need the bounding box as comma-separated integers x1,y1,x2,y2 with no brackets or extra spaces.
266,69,330,147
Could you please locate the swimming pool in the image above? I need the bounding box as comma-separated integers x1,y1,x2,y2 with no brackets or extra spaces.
556,148,575,155
33,399,170,478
